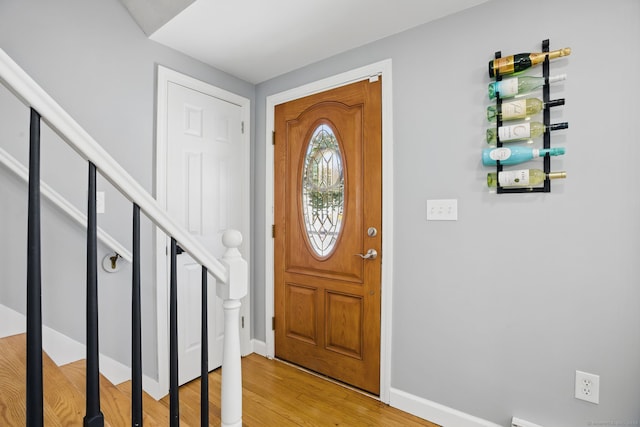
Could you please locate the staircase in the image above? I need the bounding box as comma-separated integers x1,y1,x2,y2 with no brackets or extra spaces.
0,47,248,426
0,331,221,426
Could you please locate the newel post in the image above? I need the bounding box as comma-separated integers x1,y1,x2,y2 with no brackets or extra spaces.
217,230,247,427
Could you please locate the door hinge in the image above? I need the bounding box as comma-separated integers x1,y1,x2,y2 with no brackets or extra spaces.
241,316,245,328
241,121,245,134
272,316,275,331
272,130,275,145
272,224,275,238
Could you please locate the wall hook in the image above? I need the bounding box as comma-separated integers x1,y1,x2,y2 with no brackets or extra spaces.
102,252,123,273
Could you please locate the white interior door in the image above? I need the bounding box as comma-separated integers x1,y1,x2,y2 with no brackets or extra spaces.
166,81,246,385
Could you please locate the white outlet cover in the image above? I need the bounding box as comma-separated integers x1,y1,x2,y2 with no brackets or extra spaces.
512,417,545,427
575,370,600,404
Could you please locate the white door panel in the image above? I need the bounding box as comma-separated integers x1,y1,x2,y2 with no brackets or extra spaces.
167,82,244,385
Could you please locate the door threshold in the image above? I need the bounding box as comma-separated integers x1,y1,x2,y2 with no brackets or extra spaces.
273,357,380,401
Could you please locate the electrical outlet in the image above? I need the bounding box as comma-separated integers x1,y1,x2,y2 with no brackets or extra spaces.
575,370,600,404
512,417,544,427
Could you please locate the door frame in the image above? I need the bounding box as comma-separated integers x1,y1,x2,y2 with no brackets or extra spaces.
154,65,251,395
265,59,394,403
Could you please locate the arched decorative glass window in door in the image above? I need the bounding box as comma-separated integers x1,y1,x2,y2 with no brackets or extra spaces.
301,123,345,257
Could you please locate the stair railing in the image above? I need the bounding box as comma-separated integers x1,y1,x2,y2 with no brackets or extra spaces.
0,145,132,263
0,48,247,427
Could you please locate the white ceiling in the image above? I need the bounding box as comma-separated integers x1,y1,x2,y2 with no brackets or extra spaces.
149,0,491,84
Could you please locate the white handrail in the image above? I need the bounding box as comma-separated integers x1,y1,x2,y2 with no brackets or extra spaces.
0,147,133,263
0,48,228,283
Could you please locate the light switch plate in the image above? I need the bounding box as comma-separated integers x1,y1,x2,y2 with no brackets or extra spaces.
426,199,457,221
96,191,105,214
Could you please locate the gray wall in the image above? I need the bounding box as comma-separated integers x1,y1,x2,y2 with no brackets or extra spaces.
255,0,640,425
0,0,254,378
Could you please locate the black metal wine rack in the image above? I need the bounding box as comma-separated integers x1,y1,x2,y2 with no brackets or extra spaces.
492,39,564,193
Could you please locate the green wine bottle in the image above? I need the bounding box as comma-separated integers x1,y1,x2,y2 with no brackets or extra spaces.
487,98,565,122
486,121,568,144
488,74,566,100
488,47,571,78
487,169,567,188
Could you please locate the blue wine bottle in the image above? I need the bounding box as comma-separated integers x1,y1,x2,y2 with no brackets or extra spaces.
482,146,566,166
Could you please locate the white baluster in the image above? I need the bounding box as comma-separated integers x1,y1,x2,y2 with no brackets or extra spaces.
218,230,247,427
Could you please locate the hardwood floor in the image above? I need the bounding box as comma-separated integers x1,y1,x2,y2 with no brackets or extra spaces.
166,354,439,427
0,332,438,426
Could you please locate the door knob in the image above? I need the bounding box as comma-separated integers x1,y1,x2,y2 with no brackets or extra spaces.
355,249,377,260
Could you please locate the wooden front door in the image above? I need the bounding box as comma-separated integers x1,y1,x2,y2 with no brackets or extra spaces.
274,78,382,394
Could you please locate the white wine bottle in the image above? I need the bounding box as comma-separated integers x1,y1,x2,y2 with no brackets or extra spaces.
487,98,565,122
487,169,567,188
486,121,568,144
488,47,571,78
482,146,565,166
488,74,566,100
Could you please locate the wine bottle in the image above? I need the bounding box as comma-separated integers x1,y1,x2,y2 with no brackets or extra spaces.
486,121,568,144
487,169,567,188
488,47,571,78
487,98,565,122
482,146,565,166
488,74,566,100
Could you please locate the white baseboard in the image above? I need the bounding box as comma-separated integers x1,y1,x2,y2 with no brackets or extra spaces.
97,351,132,386
142,375,167,401
251,339,267,357
42,325,85,366
0,304,26,337
390,388,502,427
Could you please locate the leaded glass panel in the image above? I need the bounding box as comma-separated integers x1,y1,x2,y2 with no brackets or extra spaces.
301,124,344,257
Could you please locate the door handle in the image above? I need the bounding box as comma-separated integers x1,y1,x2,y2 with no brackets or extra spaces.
355,249,377,260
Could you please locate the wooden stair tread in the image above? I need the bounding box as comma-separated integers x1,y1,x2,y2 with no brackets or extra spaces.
60,359,164,426
0,333,84,426
117,380,172,426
